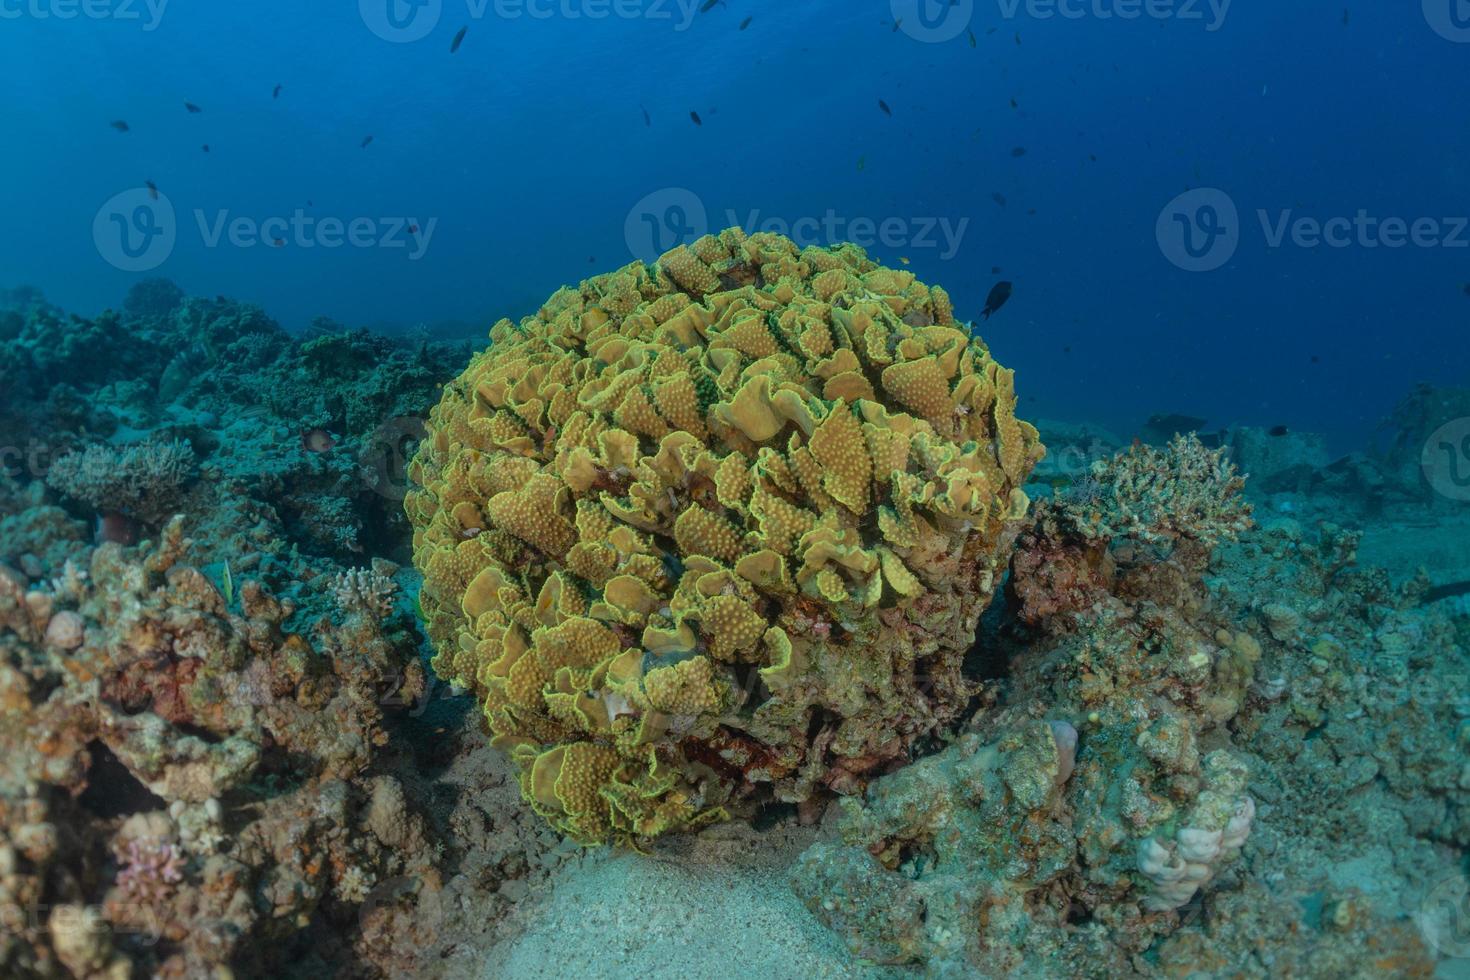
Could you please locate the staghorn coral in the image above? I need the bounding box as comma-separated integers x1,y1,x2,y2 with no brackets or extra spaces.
1059,433,1252,550
46,438,195,526
407,228,1044,844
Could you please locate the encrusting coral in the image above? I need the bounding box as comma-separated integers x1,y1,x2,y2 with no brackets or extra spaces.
407,228,1044,844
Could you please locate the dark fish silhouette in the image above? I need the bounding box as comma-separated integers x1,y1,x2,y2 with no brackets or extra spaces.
450,26,467,53
1269,425,1289,437
1143,414,1208,440
641,104,651,126
740,16,752,29
1462,283,1470,297
1009,97,1018,109
110,120,129,132
689,111,702,126
991,266,1002,274
202,144,210,152
145,179,159,200
1011,146,1026,157
273,84,282,99
361,135,374,148
991,192,1007,207
968,29,976,47
878,99,892,116
1342,8,1349,25
700,0,724,11
892,18,902,32
185,101,202,113
981,281,1012,320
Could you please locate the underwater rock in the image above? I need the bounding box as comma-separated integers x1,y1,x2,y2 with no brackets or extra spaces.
407,228,1044,844
1227,425,1330,494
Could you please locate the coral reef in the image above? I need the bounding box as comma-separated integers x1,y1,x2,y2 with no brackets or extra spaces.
0,513,439,976
408,228,1044,844
789,437,1448,976
46,439,196,528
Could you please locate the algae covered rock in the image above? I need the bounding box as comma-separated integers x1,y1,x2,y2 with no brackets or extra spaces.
407,228,1044,843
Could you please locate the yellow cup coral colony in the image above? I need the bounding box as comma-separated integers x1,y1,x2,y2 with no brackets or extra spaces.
406,228,1045,844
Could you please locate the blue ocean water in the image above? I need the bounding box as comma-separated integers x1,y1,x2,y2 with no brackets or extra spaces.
2,1,1467,449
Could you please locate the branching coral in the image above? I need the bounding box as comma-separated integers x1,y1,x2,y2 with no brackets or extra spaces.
1059,433,1252,548
46,438,195,526
407,228,1044,844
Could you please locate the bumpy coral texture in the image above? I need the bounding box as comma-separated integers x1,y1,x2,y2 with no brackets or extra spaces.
407,228,1043,843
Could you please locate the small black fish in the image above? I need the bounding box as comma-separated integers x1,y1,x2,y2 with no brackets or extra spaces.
450,25,467,53
641,104,651,127
202,144,210,153
1088,153,1097,162
361,135,374,148
272,84,282,99
1015,32,1022,45
1009,97,1018,109
185,101,201,113
700,0,724,11
589,256,596,263
1310,354,1320,363
1010,146,1026,157
739,16,752,29
991,266,1002,274
991,192,1007,207
689,111,703,126
967,29,976,47
892,18,902,32
145,179,159,200
1462,283,1470,297
1342,8,1349,25
1269,425,1289,437
110,120,129,133
878,99,892,116
981,281,1012,320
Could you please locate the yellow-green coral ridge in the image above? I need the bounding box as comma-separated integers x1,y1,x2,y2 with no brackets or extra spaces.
406,228,1044,844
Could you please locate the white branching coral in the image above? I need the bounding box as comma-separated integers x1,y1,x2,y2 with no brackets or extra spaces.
46,439,195,524
1061,434,1252,547
330,567,398,619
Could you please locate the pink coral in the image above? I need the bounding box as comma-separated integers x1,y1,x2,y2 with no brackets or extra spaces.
116,839,185,904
